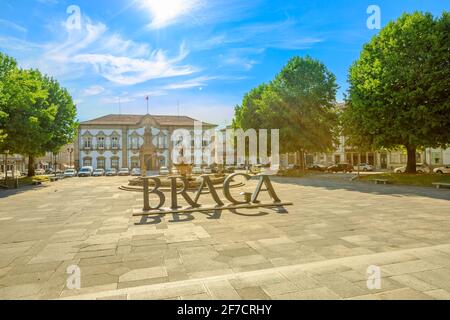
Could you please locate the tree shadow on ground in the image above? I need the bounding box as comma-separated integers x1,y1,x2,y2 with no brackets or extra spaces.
271,176,450,201
0,184,49,198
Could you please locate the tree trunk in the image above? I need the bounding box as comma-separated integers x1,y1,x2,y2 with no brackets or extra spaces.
299,149,306,172
405,145,417,174
3,153,7,184
28,155,35,177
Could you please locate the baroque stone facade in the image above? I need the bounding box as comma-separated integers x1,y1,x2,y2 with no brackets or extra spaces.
75,114,216,170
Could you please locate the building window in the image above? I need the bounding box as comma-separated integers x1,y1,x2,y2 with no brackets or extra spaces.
131,158,139,169
131,136,139,149
432,152,441,165
83,157,92,167
83,137,92,149
111,157,119,169
97,157,105,169
97,136,105,149
111,136,119,149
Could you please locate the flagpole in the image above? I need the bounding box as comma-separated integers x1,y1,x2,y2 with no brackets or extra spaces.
146,96,149,114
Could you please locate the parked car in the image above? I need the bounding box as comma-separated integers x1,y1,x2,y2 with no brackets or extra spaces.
3,170,22,178
433,165,450,174
236,164,246,170
203,167,212,174
118,168,130,176
105,168,117,176
354,163,374,172
192,166,203,174
131,168,141,176
327,163,354,173
159,167,170,175
35,169,46,176
394,164,430,174
224,166,235,173
93,169,105,177
63,168,77,178
307,164,327,172
78,166,94,177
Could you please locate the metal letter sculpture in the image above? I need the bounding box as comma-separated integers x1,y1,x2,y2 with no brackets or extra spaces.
133,173,293,217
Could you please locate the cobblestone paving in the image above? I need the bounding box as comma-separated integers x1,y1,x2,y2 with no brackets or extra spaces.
0,176,449,300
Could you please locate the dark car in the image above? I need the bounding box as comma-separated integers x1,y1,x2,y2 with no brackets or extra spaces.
307,164,327,171
327,163,354,173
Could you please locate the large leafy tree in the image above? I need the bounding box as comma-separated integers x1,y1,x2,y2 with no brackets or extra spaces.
42,76,78,155
0,53,18,146
342,12,450,173
0,52,78,176
234,56,339,169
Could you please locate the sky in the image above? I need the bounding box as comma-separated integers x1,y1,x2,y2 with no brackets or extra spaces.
0,0,448,126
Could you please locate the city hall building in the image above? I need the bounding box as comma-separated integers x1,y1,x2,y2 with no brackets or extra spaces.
74,114,216,171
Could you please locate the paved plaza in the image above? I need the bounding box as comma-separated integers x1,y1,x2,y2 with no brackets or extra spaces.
0,175,450,300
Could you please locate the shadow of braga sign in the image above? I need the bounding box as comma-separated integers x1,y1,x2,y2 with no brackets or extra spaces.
132,122,292,216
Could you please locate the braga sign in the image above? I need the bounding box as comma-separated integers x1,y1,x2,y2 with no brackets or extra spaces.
133,173,293,216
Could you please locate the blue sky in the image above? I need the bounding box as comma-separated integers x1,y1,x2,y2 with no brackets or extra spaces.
0,0,448,125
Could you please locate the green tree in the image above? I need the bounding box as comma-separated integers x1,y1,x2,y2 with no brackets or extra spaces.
0,52,78,177
234,56,339,169
342,12,450,173
41,76,78,156
0,53,18,147
2,68,53,176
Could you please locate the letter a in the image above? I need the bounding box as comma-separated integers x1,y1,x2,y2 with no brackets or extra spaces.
66,5,81,30
366,5,381,30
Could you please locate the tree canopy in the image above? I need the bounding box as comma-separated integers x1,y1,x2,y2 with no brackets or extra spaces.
0,52,78,176
342,11,450,173
233,56,339,167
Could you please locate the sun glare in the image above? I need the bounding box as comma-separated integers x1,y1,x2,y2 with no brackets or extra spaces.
139,0,201,29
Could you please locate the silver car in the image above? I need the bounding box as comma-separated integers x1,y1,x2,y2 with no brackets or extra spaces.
433,165,450,174
394,164,430,174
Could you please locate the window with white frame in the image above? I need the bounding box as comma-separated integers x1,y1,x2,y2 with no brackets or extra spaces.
83,137,92,149
97,136,105,149
111,136,119,149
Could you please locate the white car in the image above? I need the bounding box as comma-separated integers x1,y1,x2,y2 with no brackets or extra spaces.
78,166,94,177
203,167,212,174
35,169,46,175
131,168,141,176
92,169,105,177
159,167,170,175
354,163,374,172
118,168,130,176
394,164,430,174
192,167,202,174
433,165,450,174
63,169,77,178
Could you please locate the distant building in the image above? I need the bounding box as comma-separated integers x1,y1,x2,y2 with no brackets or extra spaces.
74,114,216,170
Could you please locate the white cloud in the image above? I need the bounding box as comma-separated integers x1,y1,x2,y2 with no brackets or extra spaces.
0,15,197,86
162,76,217,90
83,85,105,96
138,0,204,29
0,19,27,33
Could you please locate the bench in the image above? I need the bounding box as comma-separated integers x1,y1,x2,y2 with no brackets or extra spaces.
432,182,450,189
372,179,390,185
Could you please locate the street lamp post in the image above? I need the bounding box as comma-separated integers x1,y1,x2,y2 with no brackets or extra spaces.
67,147,74,168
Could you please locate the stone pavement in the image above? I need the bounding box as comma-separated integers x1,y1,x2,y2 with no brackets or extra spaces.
0,176,449,300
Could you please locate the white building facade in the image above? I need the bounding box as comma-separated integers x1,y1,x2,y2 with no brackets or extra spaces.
75,114,216,170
